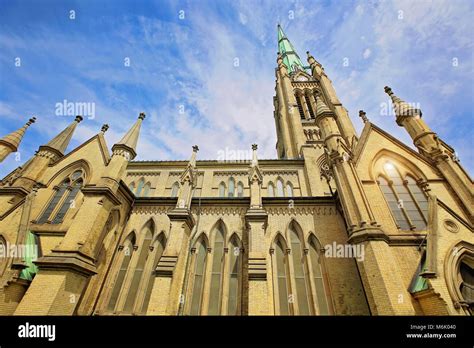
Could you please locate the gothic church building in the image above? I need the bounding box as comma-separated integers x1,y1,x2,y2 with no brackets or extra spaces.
0,26,472,316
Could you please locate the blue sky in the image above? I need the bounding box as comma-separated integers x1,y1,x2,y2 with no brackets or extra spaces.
0,0,473,178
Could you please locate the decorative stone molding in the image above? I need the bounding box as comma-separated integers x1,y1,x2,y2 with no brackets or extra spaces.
443,219,459,233
265,206,335,216
127,171,161,177
248,257,267,280
214,171,248,176
155,255,178,277
262,170,299,176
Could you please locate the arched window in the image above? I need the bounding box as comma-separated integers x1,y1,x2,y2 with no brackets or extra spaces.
142,182,151,197
228,177,235,198
460,260,474,314
276,179,284,197
304,93,315,119
378,177,409,230
237,182,244,197
286,182,293,197
268,182,275,197
190,238,207,315
37,170,85,224
219,182,226,198
123,226,153,313
275,239,290,315
309,236,330,315
228,235,242,315
51,177,83,224
0,236,6,276
295,93,305,120
208,224,225,315
171,182,179,198
289,227,310,315
141,234,166,314
37,179,70,224
136,178,145,197
378,162,428,231
107,233,136,311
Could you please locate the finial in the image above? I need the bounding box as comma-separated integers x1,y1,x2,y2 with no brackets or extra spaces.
101,124,109,133
75,115,83,123
139,112,146,120
384,86,393,96
359,110,368,123
26,117,36,126
252,144,258,151
192,145,199,152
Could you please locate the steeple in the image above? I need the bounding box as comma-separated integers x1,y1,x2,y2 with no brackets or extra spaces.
112,112,146,160
384,86,422,125
0,117,36,162
39,115,83,158
277,24,305,73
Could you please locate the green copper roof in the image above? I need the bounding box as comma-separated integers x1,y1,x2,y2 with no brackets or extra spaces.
19,231,39,281
409,253,429,293
278,24,305,73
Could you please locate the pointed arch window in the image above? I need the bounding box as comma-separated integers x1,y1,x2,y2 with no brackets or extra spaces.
142,182,151,197
0,236,6,276
308,236,330,315
286,182,293,197
237,182,244,197
208,224,225,315
171,182,179,198
107,233,136,311
37,170,85,224
136,178,145,197
268,182,275,197
295,94,305,120
304,93,315,119
276,179,284,197
460,259,474,313
289,227,310,315
219,182,226,198
228,235,242,315
123,227,153,313
141,234,166,314
378,162,428,231
51,178,83,224
190,238,208,315
228,177,235,198
275,239,290,315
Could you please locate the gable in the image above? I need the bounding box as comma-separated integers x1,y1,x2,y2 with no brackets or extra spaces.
42,135,111,185
354,123,440,182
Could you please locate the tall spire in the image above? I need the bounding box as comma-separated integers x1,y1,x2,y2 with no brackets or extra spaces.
112,112,146,160
39,115,82,157
0,117,36,152
384,86,422,124
277,24,305,73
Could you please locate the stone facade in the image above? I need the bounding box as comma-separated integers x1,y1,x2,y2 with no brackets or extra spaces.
0,27,472,316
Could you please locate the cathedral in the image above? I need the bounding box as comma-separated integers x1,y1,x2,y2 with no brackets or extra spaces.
0,26,472,316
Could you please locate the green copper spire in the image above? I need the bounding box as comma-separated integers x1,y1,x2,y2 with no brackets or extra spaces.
278,24,305,73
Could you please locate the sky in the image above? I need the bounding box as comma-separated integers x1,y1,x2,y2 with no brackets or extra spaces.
0,0,473,178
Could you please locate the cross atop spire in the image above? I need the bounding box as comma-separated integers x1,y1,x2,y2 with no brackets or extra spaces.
277,24,305,73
